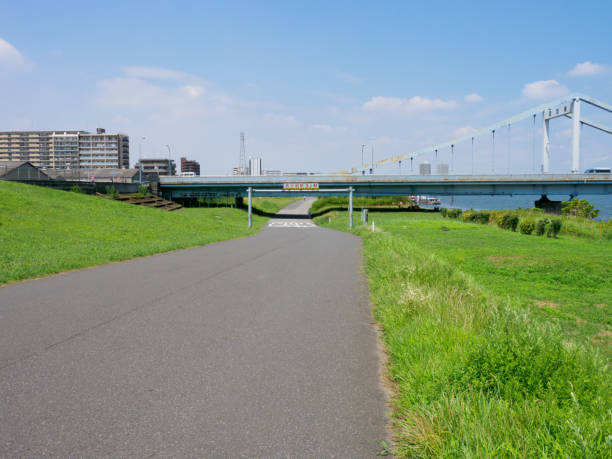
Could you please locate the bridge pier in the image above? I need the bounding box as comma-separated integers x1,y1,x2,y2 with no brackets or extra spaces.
535,195,562,215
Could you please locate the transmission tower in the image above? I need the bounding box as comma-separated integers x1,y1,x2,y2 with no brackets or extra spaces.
239,131,247,176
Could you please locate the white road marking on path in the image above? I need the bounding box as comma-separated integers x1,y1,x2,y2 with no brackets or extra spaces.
268,221,318,228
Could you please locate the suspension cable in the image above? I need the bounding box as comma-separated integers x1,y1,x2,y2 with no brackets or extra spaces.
451,144,454,173
507,123,511,174
471,137,474,174
532,114,536,173
492,130,496,173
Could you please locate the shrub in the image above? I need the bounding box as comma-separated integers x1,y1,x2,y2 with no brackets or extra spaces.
535,218,549,236
461,210,475,222
519,218,535,235
70,184,85,194
500,213,519,231
440,207,448,218
498,213,510,229
562,199,600,219
509,215,519,231
473,211,490,225
447,208,463,219
546,218,562,238
134,184,150,198
105,185,119,199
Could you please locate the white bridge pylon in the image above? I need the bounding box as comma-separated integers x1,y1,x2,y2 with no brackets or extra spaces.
339,93,612,175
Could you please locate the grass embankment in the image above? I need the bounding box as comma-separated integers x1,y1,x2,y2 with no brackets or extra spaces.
0,181,286,285
251,196,299,214
315,210,611,457
310,196,416,217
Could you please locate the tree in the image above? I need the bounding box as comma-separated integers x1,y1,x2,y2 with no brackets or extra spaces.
561,199,600,219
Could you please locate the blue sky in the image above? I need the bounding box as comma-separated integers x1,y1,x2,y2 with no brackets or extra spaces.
1,0,611,174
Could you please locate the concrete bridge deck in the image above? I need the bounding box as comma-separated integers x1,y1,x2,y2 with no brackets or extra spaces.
160,174,612,198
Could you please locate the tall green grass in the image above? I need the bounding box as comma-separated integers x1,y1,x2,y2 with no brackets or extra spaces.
0,181,274,285
316,211,611,457
447,207,612,240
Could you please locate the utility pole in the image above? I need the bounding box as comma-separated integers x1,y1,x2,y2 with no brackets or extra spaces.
370,144,374,174
240,132,247,176
165,144,172,176
361,144,366,175
139,136,146,183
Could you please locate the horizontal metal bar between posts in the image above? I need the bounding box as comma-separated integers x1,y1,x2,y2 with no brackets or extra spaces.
251,188,351,192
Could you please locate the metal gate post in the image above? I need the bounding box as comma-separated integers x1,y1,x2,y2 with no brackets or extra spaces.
349,187,354,229
247,186,252,228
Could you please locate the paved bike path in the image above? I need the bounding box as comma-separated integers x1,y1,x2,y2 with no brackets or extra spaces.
0,199,388,456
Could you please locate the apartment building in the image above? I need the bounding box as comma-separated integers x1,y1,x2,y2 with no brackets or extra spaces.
135,158,176,176
180,157,200,175
79,128,130,169
0,128,129,169
248,157,262,176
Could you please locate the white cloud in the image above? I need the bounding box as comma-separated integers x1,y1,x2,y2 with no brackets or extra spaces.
263,113,303,128
464,93,483,103
180,85,205,98
96,77,232,119
122,66,189,80
567,61,608,77
452,126,477,137
97,78,174,109
0,38,31,70
363,95,457,114
522,80,569,100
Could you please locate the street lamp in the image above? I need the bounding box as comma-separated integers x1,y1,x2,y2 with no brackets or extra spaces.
139,136,146,183
361,144,366,175
165,144,172,176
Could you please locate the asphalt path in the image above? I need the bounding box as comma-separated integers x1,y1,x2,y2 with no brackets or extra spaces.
0,198,388,457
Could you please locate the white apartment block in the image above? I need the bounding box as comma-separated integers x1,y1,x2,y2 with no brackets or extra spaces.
0,128,129,170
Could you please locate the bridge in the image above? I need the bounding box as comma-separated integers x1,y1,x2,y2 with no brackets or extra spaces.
160,173,611,228
160,93,611,227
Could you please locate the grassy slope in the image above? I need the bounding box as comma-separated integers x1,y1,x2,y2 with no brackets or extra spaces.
0,181,275,285
316,210,611,457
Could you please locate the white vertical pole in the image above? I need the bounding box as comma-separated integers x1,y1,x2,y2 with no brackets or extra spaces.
349,187,353,229
247,187,252,228
571,98,581,173
542,112,550,173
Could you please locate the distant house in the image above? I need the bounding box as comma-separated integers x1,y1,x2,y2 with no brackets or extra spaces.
0,161,50,181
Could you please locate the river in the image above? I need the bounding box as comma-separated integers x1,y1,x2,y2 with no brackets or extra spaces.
436,195,612,221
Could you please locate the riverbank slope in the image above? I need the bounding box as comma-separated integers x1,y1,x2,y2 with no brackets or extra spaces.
316,210,611,457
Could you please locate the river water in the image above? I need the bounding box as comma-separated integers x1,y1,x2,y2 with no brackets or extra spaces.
436,195,612,221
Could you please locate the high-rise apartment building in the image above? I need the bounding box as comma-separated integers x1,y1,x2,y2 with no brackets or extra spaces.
79,128,130,169
436,163,449,175
419,161,431,175
248,157,262,176
180,157,200,175
0,128,129,170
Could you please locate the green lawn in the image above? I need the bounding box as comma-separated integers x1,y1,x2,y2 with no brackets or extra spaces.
0,181,281,285
316,209,611,457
